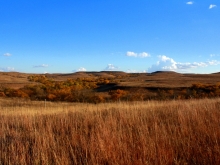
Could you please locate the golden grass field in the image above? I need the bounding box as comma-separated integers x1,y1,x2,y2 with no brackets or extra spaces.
1,97,220,164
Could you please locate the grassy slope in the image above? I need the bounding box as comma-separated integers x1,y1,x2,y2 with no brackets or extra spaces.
0,98,220,164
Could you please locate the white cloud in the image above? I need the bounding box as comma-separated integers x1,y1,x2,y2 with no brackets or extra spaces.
3,53,12,57
139,52,150,58
148,55,178,72
77,67,87,72
72,67,87,72
147,55,220,73
34,64,49,68
186,1,193,5
0,67,15,72
126,51,150,58
126,51,138,57
209,4,217,9
104,64,119,71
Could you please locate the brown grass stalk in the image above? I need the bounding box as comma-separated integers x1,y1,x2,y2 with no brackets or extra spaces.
0,98,220,164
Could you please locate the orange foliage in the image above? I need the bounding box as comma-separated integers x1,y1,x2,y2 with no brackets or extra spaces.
3,88,29,98
92,95,105,103
109,89,127,101
0,92,6,97
46,94,57,101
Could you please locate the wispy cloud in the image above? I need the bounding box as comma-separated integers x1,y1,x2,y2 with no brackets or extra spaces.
0,67,15,72
33,64,49,68
126,51,150,58
126,69,137,73
147,55,220,73
209,4,217,9
104,64,119,71
210,54,220,57
207,60,220,65
186,1,193,5
176,62,207,70
3,53,12,57
126,69,147,73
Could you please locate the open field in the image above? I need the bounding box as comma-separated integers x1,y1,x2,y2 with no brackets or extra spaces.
2,71,220,102
1,71,220,89
1,98,220,164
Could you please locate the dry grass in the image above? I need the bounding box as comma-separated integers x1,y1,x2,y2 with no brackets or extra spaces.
0,98,220,164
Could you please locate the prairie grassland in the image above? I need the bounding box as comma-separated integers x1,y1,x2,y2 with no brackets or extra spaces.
0,98,220,165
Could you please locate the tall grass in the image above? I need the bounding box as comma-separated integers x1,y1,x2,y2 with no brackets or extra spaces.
0,98,220,164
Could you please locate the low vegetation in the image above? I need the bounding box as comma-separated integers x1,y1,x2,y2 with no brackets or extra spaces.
0,98,220,164
1,74,220,103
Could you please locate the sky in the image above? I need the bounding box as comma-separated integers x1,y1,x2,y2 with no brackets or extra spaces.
1,0,220,74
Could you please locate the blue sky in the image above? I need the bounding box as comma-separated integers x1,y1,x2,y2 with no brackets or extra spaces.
1,0,220,73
